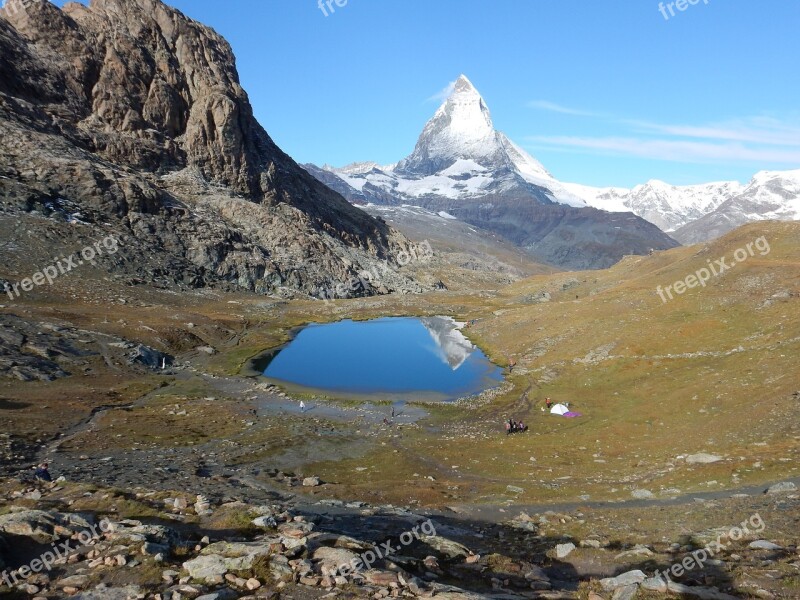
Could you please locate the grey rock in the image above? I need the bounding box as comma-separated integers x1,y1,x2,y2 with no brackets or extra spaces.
313,546,359,573
74,585,142,600
252,516,277,529
0,510,95,543
685,453,724,464
749,540,783,550
612,584,639,600
555,543,576,559
131,345,173,369
766,481,797,494
420,535,471,559
195,588,238,600
641,577,668,592
142,542,170,556
665,581,739,600
631,489,654,500
184,541,271,583
600,570,647,591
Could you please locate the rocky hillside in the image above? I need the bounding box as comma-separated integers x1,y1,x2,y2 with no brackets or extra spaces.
1,477,797,600
0,0,420,299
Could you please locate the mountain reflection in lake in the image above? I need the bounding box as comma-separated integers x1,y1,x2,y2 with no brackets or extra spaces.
262,316,503,402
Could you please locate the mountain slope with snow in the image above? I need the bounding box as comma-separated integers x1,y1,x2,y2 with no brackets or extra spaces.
307,75,677,270
565,180,745,233
673,170,800,243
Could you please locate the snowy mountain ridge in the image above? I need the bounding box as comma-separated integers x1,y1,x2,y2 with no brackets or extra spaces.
322,75,587,207
564,179,746,233
311,75,798,244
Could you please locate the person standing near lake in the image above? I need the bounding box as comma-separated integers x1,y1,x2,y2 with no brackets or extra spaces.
299,401,306,413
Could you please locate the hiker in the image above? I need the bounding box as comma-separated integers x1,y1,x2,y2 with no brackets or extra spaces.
34,463,52,483
299,401,306,413
545,397,552,410
505,421,512,435
517,421,527,432
391,405,395,418
508,357,516,372
383,417,390,426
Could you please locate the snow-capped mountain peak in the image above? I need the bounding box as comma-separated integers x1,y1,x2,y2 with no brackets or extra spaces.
395,74,497,176
317,75,591,208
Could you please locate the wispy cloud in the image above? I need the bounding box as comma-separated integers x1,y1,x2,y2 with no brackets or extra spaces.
527,100,603,117
426,80,456,103
528,135,800,165
626,116,800,148
525,104,800,166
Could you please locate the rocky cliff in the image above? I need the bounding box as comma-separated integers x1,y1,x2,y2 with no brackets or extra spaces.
0,0,420,298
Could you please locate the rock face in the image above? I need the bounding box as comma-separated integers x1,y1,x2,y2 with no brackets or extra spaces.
0,0,420,298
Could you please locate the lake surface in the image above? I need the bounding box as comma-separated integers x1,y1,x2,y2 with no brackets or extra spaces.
262,317,503,402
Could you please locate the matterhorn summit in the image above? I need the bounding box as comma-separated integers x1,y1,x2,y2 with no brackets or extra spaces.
307,75,679,269
396,75,503,175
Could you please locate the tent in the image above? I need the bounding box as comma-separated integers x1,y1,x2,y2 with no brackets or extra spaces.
550,403,570,416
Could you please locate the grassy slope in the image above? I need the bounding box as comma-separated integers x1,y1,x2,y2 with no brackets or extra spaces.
1,221,797,508
300,222,800,505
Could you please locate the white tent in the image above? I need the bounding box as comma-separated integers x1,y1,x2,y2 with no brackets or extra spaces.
550,403,570,416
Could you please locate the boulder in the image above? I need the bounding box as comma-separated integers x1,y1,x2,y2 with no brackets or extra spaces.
184,541,272,583
555,543,576,559
749,540,783,550
686,453,724,464
0,510,95,543
73,585,142,600
195,589,238,600
106,522,179,548
612,585,638,600
766,481,797,495
130,345,173,369
313,546,359,573
600,570,647,591
252,516,277,529
666,581,739,599
631,489,654,500
307,532,374,552
420,535,471,559
364,570,400,586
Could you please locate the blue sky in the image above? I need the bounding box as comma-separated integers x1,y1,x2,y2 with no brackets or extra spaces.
56,0,799,187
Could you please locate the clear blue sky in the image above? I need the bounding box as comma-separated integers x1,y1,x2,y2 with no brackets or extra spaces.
57,0,800,187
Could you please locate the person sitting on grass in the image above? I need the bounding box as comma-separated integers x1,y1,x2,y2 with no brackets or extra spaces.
33,463,52,483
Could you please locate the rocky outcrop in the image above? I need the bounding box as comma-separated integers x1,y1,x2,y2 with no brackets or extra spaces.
0,0,421,298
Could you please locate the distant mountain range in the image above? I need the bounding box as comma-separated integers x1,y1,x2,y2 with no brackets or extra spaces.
305,75,799,260
306,75,678,270
566,170,800,243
